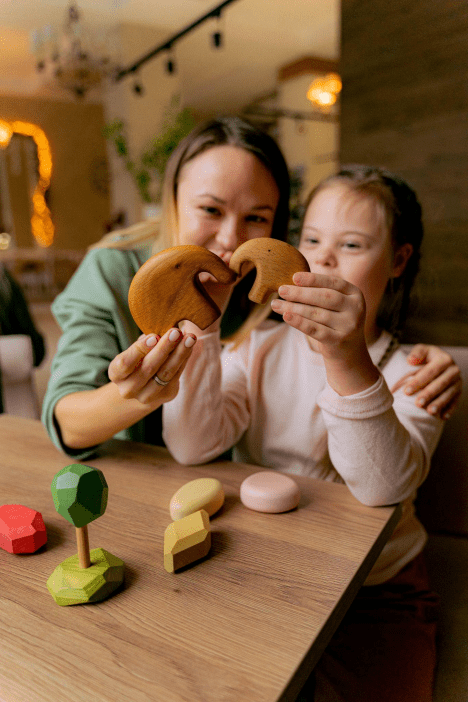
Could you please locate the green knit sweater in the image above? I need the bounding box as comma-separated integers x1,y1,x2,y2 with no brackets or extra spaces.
41,246,158,460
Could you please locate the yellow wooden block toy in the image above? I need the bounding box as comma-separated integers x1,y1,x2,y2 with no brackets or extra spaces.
169,477,224,521
164,509,211,573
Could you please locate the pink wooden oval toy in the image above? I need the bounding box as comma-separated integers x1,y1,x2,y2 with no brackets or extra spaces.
240,471,301,513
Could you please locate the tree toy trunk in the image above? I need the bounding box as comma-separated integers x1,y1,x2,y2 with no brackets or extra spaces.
76,525,91,569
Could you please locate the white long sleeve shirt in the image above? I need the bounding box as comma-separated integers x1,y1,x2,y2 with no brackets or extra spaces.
163,322,443,584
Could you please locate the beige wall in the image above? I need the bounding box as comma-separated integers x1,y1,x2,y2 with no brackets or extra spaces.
341,0,468,345
0,95,110,249
103,23,183,225
278,72,338,198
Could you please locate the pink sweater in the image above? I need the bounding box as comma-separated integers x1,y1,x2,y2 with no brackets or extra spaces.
163,322,444,585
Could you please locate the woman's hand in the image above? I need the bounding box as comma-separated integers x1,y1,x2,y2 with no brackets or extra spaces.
271,271,380,395
391,344,462,419
108,327,197,405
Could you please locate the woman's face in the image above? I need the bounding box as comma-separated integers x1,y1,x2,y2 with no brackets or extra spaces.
176,145,280,266
299,184,411,340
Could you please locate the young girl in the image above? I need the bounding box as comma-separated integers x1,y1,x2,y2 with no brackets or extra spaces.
162,165,445,701
42,117,459,461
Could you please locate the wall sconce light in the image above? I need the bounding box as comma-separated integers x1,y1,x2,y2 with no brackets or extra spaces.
307,73,342,109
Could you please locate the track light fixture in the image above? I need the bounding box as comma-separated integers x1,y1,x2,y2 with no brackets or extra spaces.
211,9,223,48
165,47,176,75
115,0,239,85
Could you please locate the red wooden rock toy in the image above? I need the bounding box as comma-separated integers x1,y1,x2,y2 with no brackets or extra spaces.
0,504,47,554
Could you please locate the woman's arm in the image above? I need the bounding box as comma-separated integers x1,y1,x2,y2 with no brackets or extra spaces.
55,329,196,449
390,344,462,419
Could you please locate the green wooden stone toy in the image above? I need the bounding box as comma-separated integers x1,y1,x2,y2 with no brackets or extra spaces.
47,464,124,606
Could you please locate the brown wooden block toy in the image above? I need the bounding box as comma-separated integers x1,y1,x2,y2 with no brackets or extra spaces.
229,238,310,304
164,509,211,573
0,504,47,554
128,244,237,336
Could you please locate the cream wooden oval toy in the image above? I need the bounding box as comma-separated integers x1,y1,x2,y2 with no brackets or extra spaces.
169,477,225,521
229,238,310,304
240,471,301,513
128,245,237,336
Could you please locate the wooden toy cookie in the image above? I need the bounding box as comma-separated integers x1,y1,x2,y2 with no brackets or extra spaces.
47,464,124,606
229,238,310,304
128,244,237,336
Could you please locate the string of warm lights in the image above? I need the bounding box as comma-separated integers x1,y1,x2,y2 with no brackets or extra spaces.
0,119,54,247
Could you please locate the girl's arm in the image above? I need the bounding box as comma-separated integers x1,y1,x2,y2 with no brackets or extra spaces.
162,332,250,465
317,367,444,507
54,329,196,449
390,344,462,419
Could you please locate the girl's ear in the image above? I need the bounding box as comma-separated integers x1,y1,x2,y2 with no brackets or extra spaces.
392,243,413,278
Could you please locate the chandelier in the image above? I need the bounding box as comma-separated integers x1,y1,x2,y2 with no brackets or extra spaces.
31,3,119,98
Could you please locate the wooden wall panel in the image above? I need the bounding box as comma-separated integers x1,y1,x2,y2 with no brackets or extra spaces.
341,0,468,344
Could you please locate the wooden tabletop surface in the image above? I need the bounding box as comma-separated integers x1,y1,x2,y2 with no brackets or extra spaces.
0,416,401,702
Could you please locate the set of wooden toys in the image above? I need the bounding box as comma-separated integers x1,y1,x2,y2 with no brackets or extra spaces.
164,473,301,573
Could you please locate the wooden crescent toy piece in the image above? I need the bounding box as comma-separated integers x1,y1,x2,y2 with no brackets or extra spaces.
229,238,310,304
128,245,237,336
47,464,124,606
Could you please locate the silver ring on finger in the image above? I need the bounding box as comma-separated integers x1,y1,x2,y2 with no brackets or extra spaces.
153,374,169,387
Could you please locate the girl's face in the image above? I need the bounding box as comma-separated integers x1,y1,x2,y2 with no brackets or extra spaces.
176,145,279,265
299,184,411,340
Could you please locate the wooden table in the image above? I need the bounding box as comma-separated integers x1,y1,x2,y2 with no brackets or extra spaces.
0,416,401,702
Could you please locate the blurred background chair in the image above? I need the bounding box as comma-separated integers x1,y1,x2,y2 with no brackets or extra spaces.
0,334,40,418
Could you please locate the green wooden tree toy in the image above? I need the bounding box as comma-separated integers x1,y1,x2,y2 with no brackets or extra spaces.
47,464,124,606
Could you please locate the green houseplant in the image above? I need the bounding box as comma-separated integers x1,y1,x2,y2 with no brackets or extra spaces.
104,103,195,203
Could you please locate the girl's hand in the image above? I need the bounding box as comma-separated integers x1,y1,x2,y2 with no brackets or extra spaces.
272,271,367,359
271,271,380,396
108,328,197,405
391,344,462,419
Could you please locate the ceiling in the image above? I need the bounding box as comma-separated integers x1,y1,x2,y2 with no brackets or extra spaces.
0,0,340,115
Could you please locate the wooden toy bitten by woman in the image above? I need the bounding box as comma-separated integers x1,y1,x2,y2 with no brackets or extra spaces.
128,244,237,336
229,238,310,304
47,464,124,606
